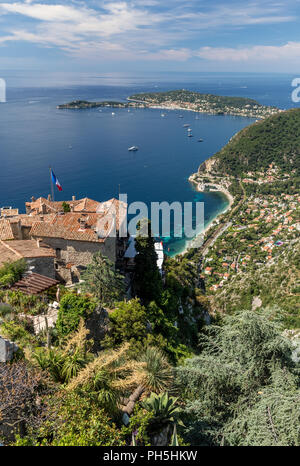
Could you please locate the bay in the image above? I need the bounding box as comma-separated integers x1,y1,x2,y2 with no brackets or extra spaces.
2,72,295,254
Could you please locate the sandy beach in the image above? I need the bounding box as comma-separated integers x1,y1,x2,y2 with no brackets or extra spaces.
177,177,235,256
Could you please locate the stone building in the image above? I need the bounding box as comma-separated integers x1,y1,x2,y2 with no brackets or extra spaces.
0,239,56,278
0,196,128,285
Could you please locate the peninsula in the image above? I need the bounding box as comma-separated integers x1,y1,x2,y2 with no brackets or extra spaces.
57,89,281,118
128,89,281,118
57,99,146,109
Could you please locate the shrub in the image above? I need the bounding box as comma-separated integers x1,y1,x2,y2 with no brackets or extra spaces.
56,293,96,338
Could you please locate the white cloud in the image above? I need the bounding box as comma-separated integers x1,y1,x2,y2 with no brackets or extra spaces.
195,42,300,62
141,48,192,61
0,0,298,66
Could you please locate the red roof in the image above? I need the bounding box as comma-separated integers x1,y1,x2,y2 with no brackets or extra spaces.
11,273,59,295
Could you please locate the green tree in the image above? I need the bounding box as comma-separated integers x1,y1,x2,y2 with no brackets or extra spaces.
223,368,300,446
14,391,125,446
175,309,299,446
133,219,163,304
0,259,26,288
103,298,148,348
62,201,71,213
81,251,125,306
56,293,96,337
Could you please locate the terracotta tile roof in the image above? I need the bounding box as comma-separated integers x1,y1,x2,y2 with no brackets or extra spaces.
0,240,55,267
97,198,127,232
0,242,20,264
73,198,101,212
30,212,108,243
0,219,15,240
1,207,19,217
25,196,127,219
26,197,101,215
29,198,128,243
11,273,59,295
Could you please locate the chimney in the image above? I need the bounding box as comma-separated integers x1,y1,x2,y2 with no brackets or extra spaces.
41,203,47,214
78,215,88,230
72,195,76,201
48,194,51,201
31,196,36,202
36,238,42,248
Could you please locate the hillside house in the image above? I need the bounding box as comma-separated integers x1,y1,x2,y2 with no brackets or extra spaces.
0,196,129,284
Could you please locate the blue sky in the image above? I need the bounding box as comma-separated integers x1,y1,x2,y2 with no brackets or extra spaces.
0,0,300,73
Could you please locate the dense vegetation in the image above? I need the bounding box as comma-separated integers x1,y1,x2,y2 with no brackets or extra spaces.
211,240,300,328
175,310,300,446
129,89,273,111
57,100,131,109
211,108,300,177
0,259,26,288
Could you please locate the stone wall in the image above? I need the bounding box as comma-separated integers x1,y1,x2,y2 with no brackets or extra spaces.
31,236,117,266
10,220,22,240
20,307,59,335
25,256,56,279
0,336,18,362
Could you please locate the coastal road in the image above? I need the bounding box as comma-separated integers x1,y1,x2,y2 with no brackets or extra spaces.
200,180,246,257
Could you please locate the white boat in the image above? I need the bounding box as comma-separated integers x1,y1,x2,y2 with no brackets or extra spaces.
183,124,189,127
161,113,166,117
187,128,192,132
128,146,138,151
112,112,115,116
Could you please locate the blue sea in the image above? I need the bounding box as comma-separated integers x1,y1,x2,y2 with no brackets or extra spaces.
0,72,298,255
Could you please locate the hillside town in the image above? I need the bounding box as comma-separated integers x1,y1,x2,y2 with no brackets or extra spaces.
128,90,281,119
201,191,299,291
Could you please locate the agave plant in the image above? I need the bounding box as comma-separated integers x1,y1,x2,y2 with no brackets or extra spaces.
32,347,65,382
140,392,183,433
61,349,86,383
170,423,179,446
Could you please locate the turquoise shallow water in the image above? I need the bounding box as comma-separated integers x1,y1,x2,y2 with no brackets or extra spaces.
0,82,257,255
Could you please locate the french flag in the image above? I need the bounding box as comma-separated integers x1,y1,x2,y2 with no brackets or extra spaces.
51,169,63,191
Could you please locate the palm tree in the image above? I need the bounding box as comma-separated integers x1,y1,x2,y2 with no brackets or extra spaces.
66,343,147,416
121,346,173,416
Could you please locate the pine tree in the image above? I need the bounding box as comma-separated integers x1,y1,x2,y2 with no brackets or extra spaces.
81,252,125,307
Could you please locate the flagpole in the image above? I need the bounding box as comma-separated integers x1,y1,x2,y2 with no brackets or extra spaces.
49,167,55,201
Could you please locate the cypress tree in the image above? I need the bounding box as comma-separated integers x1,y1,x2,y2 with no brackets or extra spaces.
133,218,163,304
